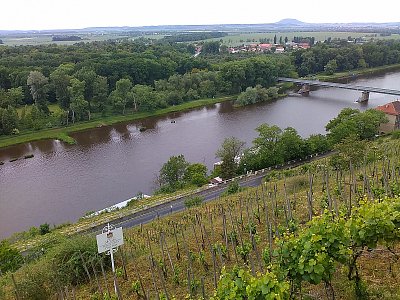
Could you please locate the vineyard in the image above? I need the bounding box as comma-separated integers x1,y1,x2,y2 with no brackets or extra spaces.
1,138,400,299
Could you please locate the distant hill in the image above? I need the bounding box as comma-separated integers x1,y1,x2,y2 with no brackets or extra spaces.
275,18,306,26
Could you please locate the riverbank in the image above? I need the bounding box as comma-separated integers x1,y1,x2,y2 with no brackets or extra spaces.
1,64,400,150
316,63,400,81
0,96,235,149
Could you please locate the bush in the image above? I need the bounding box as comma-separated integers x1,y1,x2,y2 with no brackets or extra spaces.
223,180,241,195
48,235,104,286
211,267,289,299
0,241,23,273
391,130,400,139
39,223,50,235
184,196,203,208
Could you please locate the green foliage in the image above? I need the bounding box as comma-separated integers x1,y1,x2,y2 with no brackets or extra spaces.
220,55,293,94
216,137,245,180
109,78,133,114
324,59,338,75
348,198,400,249
184,196,204,208
211,267,289,300
329,135,367,169
201,41,221,54
26,71,49,114
292,40,400,76
0,240,23,273
391,130,400,139
241,123,312,172
223,180,241,196
39,223,50,235
68,78,88,122
184,163,208,186
236,242,252,263
159,154,190,192
326,108,387,145
47,235,103,286
277,213,350,286
0,106,18,135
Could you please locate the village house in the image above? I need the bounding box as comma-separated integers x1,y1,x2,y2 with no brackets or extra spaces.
375,100,400,133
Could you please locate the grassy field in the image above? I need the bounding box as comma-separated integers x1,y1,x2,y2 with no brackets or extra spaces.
1,138,399,299
0,96,235,149
0,33,130,46
315,63,400,81
206,31,400,46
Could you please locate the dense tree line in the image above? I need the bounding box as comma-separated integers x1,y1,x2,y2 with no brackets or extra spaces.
0,41,293,136
292,40,400,76
161,32,227,43
51,35,82,42
156,108,386,193
0,39,397,137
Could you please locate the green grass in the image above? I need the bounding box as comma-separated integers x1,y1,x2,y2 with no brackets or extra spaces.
0,33,130,46
315,63,400,81
0,96,235,149
16,103,61,116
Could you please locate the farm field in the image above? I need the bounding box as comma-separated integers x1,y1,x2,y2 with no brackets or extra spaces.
206,31,400,46
0,33,130,46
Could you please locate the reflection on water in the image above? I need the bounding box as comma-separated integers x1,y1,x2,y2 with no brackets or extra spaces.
1,72,400,238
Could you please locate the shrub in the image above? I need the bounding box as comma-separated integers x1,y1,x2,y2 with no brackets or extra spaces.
0,241,23,273
184,196,203,208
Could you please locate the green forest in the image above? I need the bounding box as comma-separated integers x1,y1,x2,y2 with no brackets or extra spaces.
1,39,400,139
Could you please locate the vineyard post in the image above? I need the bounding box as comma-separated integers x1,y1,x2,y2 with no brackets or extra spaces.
100,259,111,298
148,255,160,300
90,258,103,295
307,171,314,220
11,273,20,300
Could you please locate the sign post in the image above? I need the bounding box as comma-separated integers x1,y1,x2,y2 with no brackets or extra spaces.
96,223,124,296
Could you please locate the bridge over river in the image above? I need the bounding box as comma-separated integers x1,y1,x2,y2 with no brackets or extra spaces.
277,77,400,102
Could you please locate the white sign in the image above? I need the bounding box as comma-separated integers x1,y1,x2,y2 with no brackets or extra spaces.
96,227,124,253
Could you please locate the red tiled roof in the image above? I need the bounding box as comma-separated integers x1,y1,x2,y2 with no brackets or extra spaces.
375,100,400,116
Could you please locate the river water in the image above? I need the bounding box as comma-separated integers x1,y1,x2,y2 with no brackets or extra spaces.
1,72,399,239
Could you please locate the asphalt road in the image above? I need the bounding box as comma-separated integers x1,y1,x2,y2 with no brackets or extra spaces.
87,174,265,234
82,151,333,236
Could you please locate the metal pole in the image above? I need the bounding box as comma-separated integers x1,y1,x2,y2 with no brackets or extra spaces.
106,223,118,296
110,249,118,295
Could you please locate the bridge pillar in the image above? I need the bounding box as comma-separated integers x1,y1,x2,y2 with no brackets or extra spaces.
357,91,369,102
299,84,310,95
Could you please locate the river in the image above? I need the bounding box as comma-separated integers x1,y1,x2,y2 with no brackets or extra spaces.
1,71,399,239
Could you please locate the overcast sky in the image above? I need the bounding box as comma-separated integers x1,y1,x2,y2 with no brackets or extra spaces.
1,0,399,30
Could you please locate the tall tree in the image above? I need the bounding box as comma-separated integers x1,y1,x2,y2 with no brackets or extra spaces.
326,108,387,145
27,71,49,114
92,76,108,114
109,78,133,114
50,63,75,110
216,137,245,179
0,106,18,135
0,87,23,108
184,163,208,186
68,78,88,123
159,154,189,190
74,67,97,112
132,84,157,111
